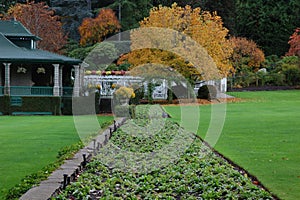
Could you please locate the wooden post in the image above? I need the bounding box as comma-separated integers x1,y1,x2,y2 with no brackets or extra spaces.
59,66,63,96
53,64,60,96
4,63,11,96
73,65,80,97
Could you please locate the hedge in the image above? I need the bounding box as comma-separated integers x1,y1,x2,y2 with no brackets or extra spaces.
0,96,61,115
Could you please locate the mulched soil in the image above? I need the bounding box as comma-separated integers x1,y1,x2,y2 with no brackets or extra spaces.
160,98,242,106
98,98,243,115
228,85,300,92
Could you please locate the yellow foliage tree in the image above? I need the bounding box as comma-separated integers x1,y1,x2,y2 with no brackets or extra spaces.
121,3,233,81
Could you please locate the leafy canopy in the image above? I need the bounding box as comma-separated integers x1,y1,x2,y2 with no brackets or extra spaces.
4,1,67,53
78,8,120,46
235,0,300,56
286,28,300,57
230,37,265,72
123,3,233,82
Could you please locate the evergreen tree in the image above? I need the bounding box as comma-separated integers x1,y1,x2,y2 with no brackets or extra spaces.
235,0,300,56
107,0,153,31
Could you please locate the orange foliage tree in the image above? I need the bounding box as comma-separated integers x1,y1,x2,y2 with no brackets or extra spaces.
230,37,265,72
120,3,233,81
78,8,121,46
286,28,300,57
5,1,67,53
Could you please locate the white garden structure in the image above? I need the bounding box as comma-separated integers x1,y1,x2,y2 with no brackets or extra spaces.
84,75,227,99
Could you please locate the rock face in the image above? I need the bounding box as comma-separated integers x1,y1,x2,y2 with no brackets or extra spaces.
50,0,94,41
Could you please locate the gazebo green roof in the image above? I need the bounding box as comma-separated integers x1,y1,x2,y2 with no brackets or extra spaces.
0,20,40,40
0,20,82,65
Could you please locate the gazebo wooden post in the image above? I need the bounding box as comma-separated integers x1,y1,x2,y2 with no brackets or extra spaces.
80,65,85,89
59,66,63,96
4,63,11,96
79,62,88,95
53,64,60,96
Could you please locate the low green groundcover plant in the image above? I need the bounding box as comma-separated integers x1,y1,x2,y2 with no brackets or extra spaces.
53,106,274,199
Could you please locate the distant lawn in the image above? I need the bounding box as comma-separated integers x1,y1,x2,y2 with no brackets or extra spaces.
164,90,300,200
0,115,113,199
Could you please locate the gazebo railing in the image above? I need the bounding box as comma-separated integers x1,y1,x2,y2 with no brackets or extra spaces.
62,87,73,97
10,86,53,96
1,86,75,96
0,86,3,96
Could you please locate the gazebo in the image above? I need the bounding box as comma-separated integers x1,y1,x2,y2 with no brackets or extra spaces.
0,20,86,115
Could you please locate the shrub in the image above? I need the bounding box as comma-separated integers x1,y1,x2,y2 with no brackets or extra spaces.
115,86,135,99
130,84,144,105
0,96,10,114
197,85,218,100
135,104,164,119
113,105,135,118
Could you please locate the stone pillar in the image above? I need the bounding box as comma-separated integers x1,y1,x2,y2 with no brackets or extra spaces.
53,64,60,96
73,65,80,97
4,63,11,96
59,66,63,96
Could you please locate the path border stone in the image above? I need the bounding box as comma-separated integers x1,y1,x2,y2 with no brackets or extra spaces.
20,118,126,200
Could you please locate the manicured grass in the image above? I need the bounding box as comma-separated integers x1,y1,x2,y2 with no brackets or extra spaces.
164,90,300,200
0,115,113,199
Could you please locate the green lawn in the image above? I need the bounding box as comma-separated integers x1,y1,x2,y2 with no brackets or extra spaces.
164,90,300,200
0,115,113,199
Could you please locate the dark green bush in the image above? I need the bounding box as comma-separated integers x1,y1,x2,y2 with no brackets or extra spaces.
130,86,144,105
61,97,72,115
0,96,10,114
197,85,218,100
8,97,61,115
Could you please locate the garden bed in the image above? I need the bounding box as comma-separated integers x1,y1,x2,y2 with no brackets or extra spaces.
53,105,276,199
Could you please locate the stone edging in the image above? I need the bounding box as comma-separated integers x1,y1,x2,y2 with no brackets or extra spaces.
20,118,126,200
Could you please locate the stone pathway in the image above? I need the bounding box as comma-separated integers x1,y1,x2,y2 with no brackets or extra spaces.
20,118,125,200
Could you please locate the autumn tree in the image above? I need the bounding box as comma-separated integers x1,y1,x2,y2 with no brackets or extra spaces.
122,3,233,82
4,1,67,53
286,28,300,57
78,8,120,46
119,49,198,83
230,37,265,72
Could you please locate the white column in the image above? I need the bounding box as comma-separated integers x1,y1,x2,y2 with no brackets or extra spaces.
53,64,60,96
80,62,88,90
73,65,80,97
59,66,63,96
79,65,84,89
4,63,11,96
